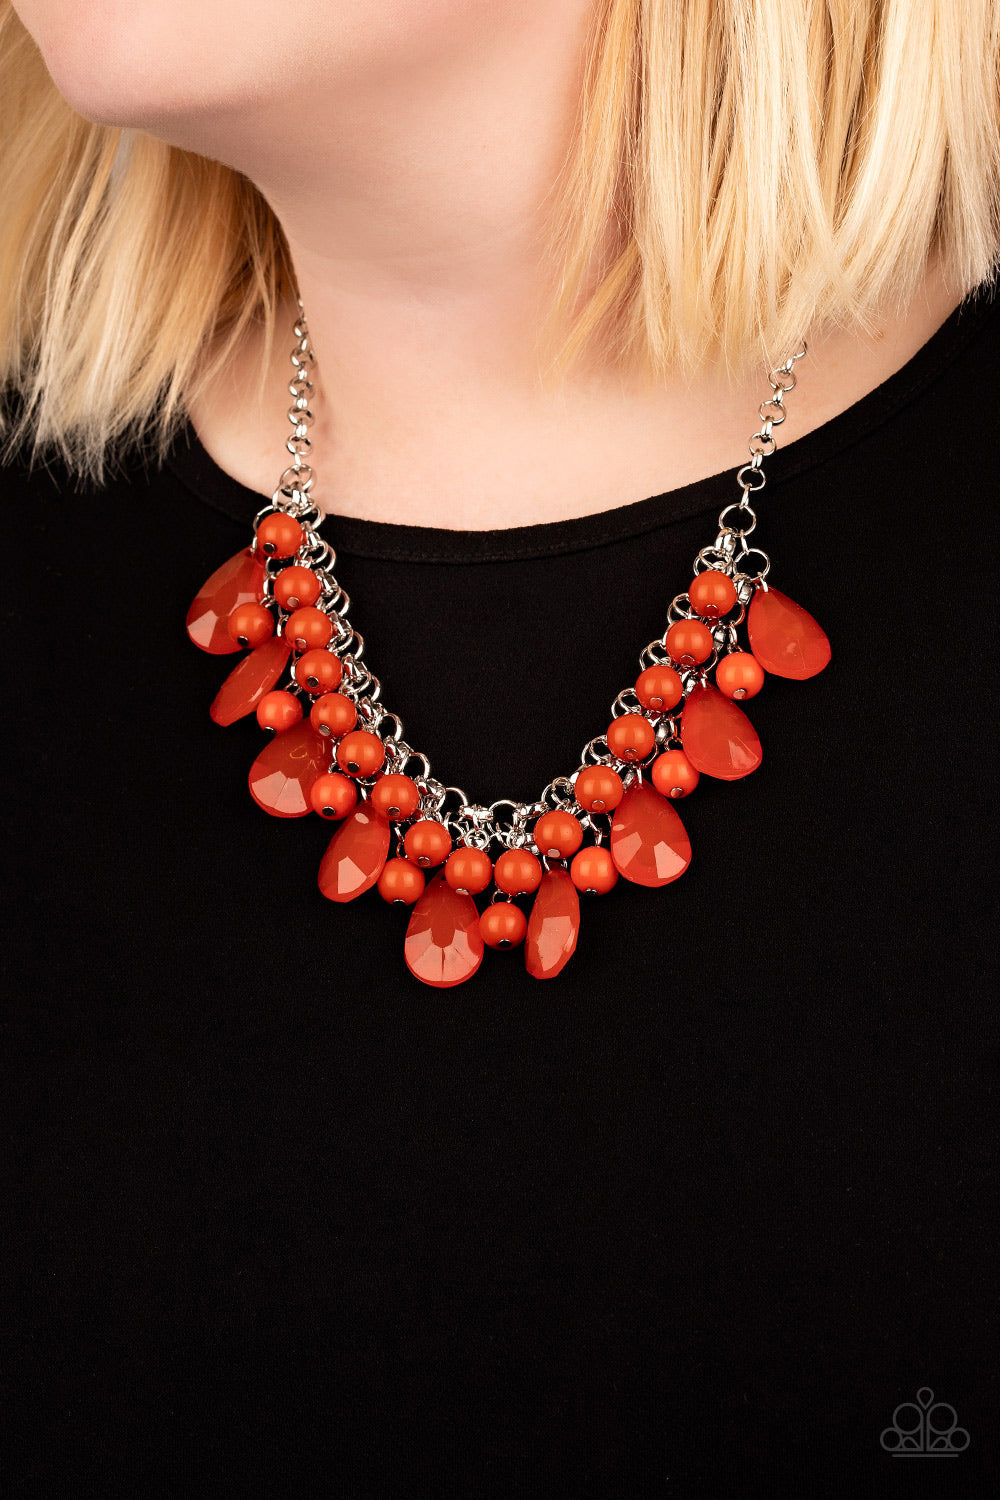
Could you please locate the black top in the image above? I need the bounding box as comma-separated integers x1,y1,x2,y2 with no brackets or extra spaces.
4,284,999,1498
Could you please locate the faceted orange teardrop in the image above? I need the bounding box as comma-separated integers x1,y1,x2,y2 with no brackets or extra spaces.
210,636,291,726
248,720,330,818
318,803,391,902
524,868,580,979
404,872,485,987
609,778,691,887
747,585,831,679
186,548,266,655
681,683,762,781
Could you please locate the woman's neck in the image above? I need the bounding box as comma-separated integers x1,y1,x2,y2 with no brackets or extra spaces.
180,2,964,529
188,255,962,530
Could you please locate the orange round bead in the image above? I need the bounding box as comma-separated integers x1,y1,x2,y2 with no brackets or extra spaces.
570,844,618,895
574,765,624,814
336,729,386,778
533,809,584,860
378,857,426,906
294,648,343,695
285,606,333,651
480,903,528,949
715,651,766,701
274,566,321,611
651,748,700,799
403,819,453,868
445,846,493,895
635,664,683,713
309,772,358,820
310,692,358,739
256,512,304,560
371,773,421,821
665,618,715,666
256,690,303,733
494,847,543,896
227,601,273,649
310,690,361,738
689,569,738,619
606,712,656,763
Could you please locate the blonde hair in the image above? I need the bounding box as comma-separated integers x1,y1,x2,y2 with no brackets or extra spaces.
2,0,999,479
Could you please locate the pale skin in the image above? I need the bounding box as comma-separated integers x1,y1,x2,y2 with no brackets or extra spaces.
17,0,964,528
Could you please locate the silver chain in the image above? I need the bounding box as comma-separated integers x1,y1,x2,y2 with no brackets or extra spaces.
253,306,806,853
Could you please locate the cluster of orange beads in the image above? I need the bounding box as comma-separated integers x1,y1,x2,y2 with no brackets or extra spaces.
188,513,831,989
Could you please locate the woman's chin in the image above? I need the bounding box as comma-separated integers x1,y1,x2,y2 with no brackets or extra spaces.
12,2,281,131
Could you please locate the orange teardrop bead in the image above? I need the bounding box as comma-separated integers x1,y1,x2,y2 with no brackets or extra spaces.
210,635,291,726
248,719,330,818
186,548,266,655
746,585,831,679
680,683,762,781
404,872,485,987
524,867,580,979
318,803,391,902
609,778,691,887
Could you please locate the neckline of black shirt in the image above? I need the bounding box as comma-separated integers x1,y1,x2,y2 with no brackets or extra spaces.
166,279,998,565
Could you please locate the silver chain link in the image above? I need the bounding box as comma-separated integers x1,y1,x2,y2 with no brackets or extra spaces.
255,306,806,852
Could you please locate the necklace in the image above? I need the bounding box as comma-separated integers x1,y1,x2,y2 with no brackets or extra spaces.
187,309,830,987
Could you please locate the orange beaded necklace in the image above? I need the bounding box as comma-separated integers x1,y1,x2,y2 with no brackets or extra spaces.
187,311,830,987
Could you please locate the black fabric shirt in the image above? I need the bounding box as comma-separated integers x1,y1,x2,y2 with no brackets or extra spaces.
4,285,999,1498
